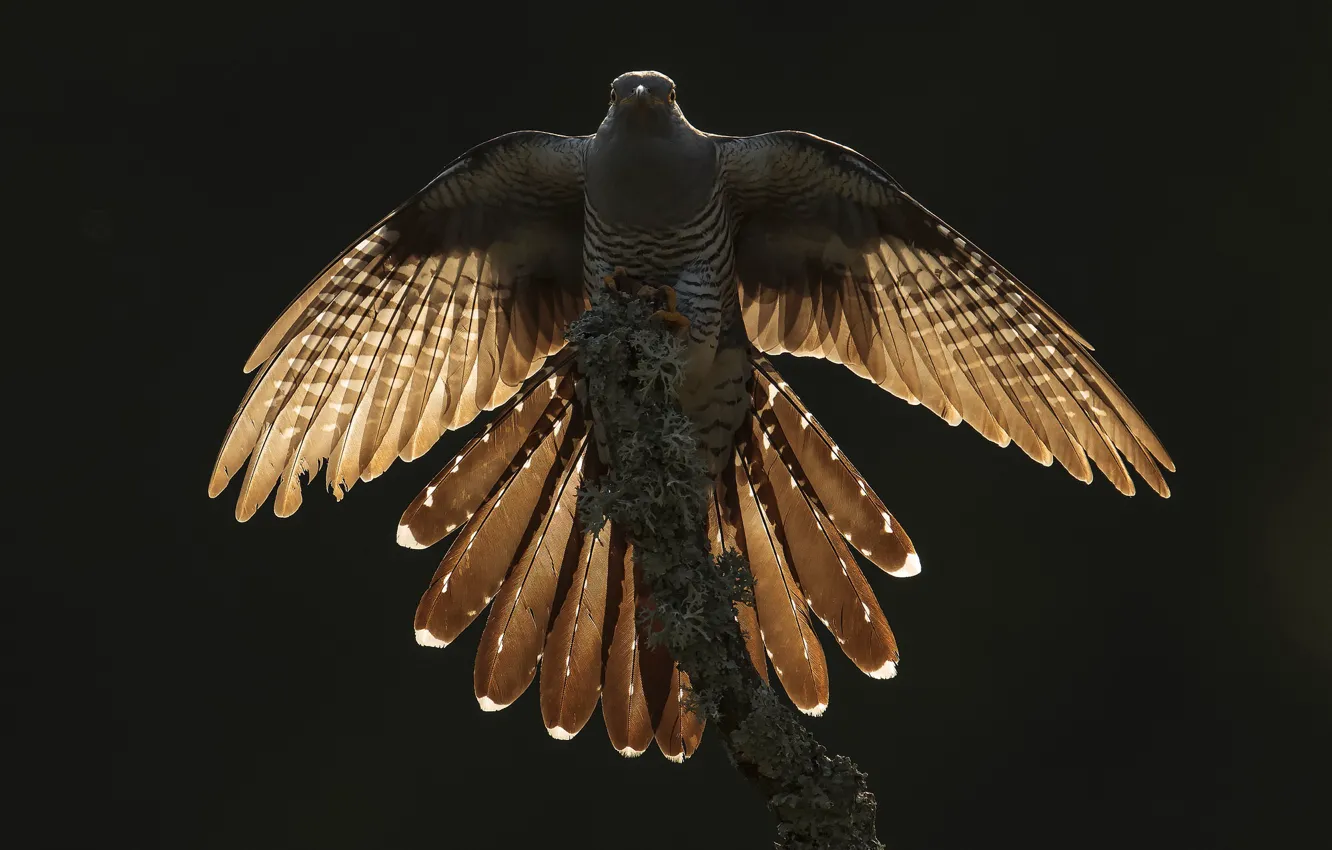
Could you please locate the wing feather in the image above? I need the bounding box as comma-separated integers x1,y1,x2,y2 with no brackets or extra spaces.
211,132,588,517
719,131,1172,496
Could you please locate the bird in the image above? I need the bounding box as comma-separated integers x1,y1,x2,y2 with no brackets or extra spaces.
209,70,1174,761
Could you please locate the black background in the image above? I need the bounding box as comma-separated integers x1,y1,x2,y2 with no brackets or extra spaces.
11,2,1331,848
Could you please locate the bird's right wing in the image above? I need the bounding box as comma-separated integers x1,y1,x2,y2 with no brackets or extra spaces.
210,131,590,520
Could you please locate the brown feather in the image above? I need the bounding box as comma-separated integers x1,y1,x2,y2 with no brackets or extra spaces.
709,489,768,683
222,250,392,518
653,667,705,763
861,249,962,425
751,361,918,577
878,240,1001,440
210,132,587,518
601,532,655,757
920,262,1062,469
834,266,911,398
397,360,574,549
540,480,613,740
473,435,588,713
727,437,830,716
635,572,678,731
747,411,899,678
721,131,1173,496
327,254,437,489
412,397,580,648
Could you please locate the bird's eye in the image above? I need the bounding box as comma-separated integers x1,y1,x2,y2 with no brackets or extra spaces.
667,88,676,103
609,88,617,105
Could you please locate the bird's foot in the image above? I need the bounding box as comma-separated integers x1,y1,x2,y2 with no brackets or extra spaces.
636,284,678,314
651,308,691,335
602,267,629,292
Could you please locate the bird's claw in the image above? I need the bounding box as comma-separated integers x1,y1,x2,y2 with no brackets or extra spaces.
636,284,677,313
602,267,629,291
652,309,690,334
605,274,685,334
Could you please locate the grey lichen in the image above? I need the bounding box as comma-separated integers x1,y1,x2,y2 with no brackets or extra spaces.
567,280,884,849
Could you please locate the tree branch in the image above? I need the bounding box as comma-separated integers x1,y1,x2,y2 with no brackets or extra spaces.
568,280,884,850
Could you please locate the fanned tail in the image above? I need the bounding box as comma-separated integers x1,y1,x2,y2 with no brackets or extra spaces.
405,363,711,761
708,356,919,713
405,352,920,757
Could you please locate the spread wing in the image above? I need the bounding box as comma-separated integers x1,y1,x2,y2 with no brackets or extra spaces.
210,131,590,520
717,131,1173,496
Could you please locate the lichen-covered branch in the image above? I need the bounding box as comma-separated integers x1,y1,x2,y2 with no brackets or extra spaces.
568,282,884,850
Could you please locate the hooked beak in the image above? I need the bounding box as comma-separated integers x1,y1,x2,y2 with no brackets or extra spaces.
621,84,661,108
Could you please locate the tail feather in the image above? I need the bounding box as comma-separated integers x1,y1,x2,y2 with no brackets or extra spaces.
653,667,704,763
633,557,708,762
540,477,613,740
601,531,655,757
709,489,768,684
398,357,574,549
406,352,921,754
752,359,919,577
473,437,589,712
728,427,830,716
412,391,582,648
746,407,899,678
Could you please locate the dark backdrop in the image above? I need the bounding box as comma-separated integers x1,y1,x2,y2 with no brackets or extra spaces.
11,2,1330,848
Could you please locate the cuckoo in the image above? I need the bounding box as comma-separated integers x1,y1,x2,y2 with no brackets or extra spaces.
210,70,1173,760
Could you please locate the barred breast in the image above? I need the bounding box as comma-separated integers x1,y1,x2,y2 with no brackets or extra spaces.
582,185,750,473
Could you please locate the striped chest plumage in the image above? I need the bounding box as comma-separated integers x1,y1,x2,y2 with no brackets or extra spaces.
581,185,750,474
581,183,739,344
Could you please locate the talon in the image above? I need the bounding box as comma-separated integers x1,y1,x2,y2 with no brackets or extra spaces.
652,309,690,333
602,266,628,291
659,285,677,313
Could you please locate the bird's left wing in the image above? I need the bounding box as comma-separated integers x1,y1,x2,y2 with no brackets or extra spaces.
716,131,1173,496
211,131,590,520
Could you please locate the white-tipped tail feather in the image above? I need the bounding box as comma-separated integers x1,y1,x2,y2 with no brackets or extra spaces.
894,553,921,578
397,523,426,549
415,628,448,647
868,660,898,680
400,357,922,760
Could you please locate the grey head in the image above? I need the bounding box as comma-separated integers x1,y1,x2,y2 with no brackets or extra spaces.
588,70,716,227
600,70,687,137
